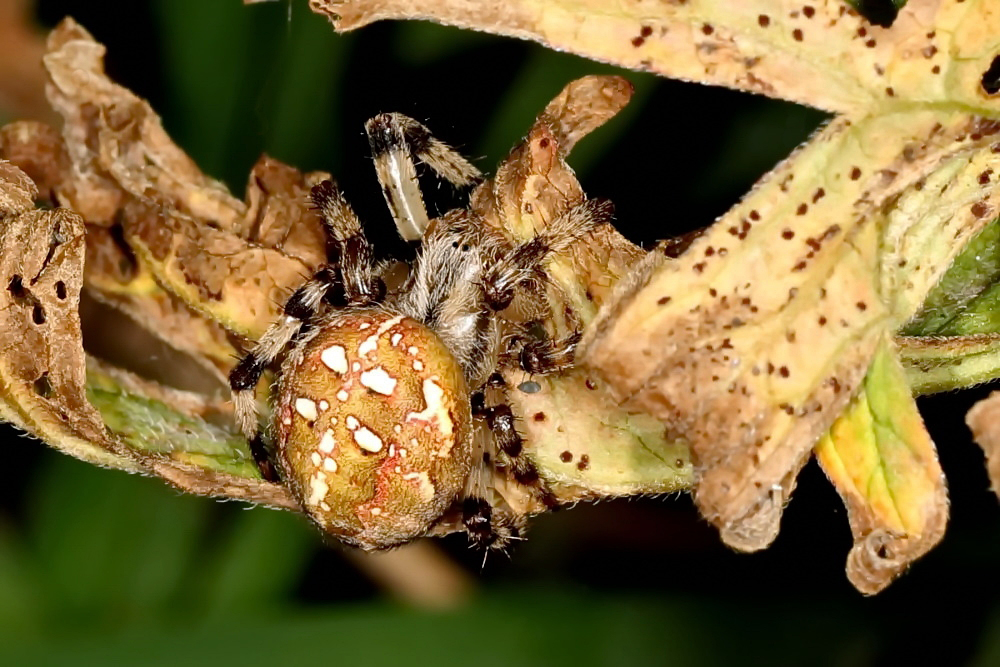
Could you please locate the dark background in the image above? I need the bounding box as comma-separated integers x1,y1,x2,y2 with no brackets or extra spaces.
0,1,997,665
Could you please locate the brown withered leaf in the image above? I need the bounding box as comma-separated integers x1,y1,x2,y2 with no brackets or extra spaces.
534,75,635,159
312,0,1000,117
121,197,312,340
0,160,136,470
41,20,331,340
83,226,238,386
244,155,330,270
0,120,67,200
44,18,245,229
0,121,241,384
966,392,1000,500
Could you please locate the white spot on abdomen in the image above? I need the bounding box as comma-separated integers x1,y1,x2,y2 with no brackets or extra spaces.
402,471,436,501
295,397,318,420
354,426,384,453
307,470,329,506
358,315,405,358
360,367,397,395
320,345,348,373
318,428,336,453
405,378,453,437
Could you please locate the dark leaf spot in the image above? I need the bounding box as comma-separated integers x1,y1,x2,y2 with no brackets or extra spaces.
853,0,899,27
983,55,1000,95
7,275,25,299
33,373,53,398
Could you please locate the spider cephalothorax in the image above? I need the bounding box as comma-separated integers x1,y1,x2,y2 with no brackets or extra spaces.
229,113,611,550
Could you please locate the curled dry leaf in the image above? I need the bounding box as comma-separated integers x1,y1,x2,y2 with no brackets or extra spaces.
814,337,947,594
580,109,999,551
470,76,645,327
311,0,1000,116
0,156,296,506
42,18,329,340
0,160,135,470
966,391,1000,501
44,19,245,229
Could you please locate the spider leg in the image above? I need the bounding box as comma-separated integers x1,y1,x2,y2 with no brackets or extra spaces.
229,274,332,481
311,180,386,304
365,112,481,241
456,385,533,551
516,331,582,375
481,197,614,311
230,180,386,482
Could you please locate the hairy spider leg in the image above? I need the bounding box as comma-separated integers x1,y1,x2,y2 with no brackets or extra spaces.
481,197,615,311
464,386,529,551
229,180,386,482
517,331,583,375
365,112,482,242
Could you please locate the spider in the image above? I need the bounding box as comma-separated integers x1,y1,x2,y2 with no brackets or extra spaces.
228,113,612,551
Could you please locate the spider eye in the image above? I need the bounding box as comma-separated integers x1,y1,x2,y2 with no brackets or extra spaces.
273,310,473,550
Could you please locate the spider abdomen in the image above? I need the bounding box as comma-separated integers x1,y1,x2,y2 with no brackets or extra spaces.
274,310,473,550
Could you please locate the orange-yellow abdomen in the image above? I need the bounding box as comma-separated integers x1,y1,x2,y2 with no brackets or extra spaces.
274,310,473,549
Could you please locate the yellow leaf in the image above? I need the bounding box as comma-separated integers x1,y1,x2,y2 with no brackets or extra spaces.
312,0,1000,116
815,335,947,595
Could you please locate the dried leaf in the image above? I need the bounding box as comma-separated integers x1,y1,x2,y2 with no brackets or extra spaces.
0,120,68,200
0,160,135,470
966,391,1000,500
83,224,238,384
311,0,1000,116
580,108,998,550
38,21,335,340
470,75,644,329
814,336,946,594
121,197,310,339
243,155,330,270
44,19,246,229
